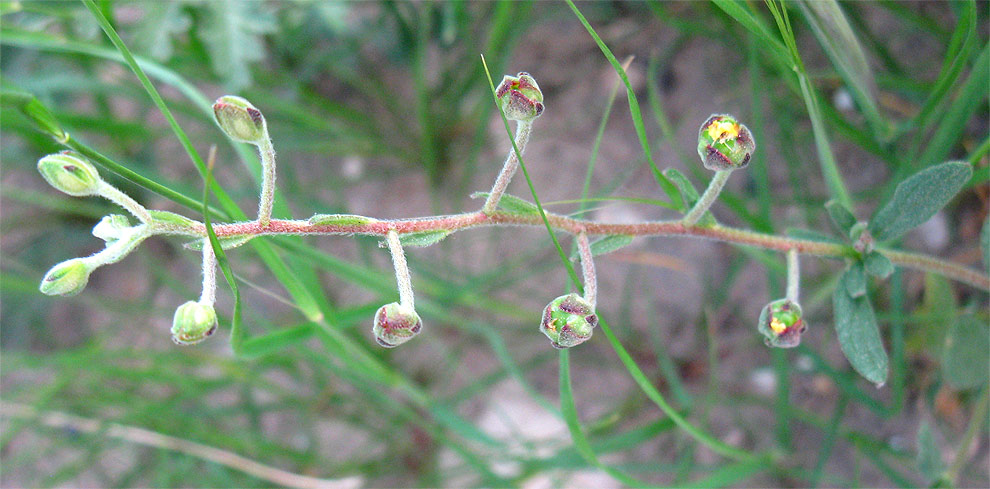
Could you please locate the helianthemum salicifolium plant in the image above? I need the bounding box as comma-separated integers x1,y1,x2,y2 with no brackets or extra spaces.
33,67,989,388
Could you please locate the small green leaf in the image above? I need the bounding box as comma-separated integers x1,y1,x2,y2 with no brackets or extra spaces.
572,235,635,259
185,234,255,251
663,168,699,211
1,89,67,141
663,168,715,226
869,161,973,242
864,251,894,279
842,261,867,298
396,230,450,248
308,213,378,227
470,192,539,215
825,199,857,236
786,227,846,245
148,210,199,229
943,315,989,390
915,422,944,483
833,285,889,386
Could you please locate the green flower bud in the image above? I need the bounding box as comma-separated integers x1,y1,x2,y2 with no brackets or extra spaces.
171,301,219,345
39,258,93,296
496,72,544,121
850,222,874,254
697,114,755,171
757,298,807,348
373,302,423,348
37,152,102,197
540,293,598,349
92,214,132,244
212,95,267,144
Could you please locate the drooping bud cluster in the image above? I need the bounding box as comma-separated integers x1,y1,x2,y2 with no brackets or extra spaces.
697,114,755,171
757,298,807,348
372,302,423,348
171,300,219,345
37,152,103,196
495,72,544,122
540,293,598,348
212,95,267,144
92,214,133,244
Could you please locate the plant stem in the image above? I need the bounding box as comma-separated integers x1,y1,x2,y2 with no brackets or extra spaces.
386,229,414,309
576,231,597,306
786,247,800,302
82,226,149,268
152,210,988,292
482,120,532,214
257,137,277,227
199,240,217,305
96,181,152,223
683,170,731,226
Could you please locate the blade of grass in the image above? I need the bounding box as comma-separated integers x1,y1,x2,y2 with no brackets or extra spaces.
598,317,760,462
565,0,682,208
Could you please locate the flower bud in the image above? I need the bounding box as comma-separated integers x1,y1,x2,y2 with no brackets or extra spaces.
697,114,755,171
757,298,807,348
850,222,874,254
37,152,102,196
39,258,93,296
92,214,132,244
496,72,544,122
212,95,267,144
171,301,218,345
372,302,423,348
540,293,598,349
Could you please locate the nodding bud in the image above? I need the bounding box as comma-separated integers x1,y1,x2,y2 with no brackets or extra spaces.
39,258,93,296
540,293,598,348
212,95,267,144
171,301,218,345
757,298,807,348
37,152,102,197
697,114,755,171
496,72,544,121
373,302,423,348
92,214,132,244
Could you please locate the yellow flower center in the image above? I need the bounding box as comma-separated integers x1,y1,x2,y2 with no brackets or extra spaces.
770,317,788,335
707,119,739,142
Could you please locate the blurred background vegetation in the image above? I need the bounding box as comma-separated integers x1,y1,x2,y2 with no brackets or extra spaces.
1,1,988,487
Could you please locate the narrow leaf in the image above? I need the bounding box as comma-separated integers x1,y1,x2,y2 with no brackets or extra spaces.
843,261,867,298
147,210,199,229
571,235,635,259
825,199,857,235
0,88,66,141
869,161,973,242
663,168,698,212
308,213,378,227
943,315,989,389
797,0,886,138
833,284,889,386
786,228,845,245
864,251,894,279
915,422,944,483
470,192,539,216
395,230,450,248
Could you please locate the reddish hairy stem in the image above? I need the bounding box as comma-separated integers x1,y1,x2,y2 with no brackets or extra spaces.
177,210,988,291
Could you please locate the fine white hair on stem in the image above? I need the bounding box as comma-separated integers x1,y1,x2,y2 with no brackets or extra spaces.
683,170,731,226
577,231,597,307
257,136,277,227
786,248,800,303
386,229,414,309
199,240,217,305
482,120,533,214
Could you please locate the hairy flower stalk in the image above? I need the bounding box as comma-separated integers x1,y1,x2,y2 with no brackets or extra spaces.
577,231,597,307
199,240,217,306
482,120,532,214
786,248,800,303
386,230,414,309
256,136,277,228
482,72,544,214
372,230,423,348
96,181,152,224
682,170,731,226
